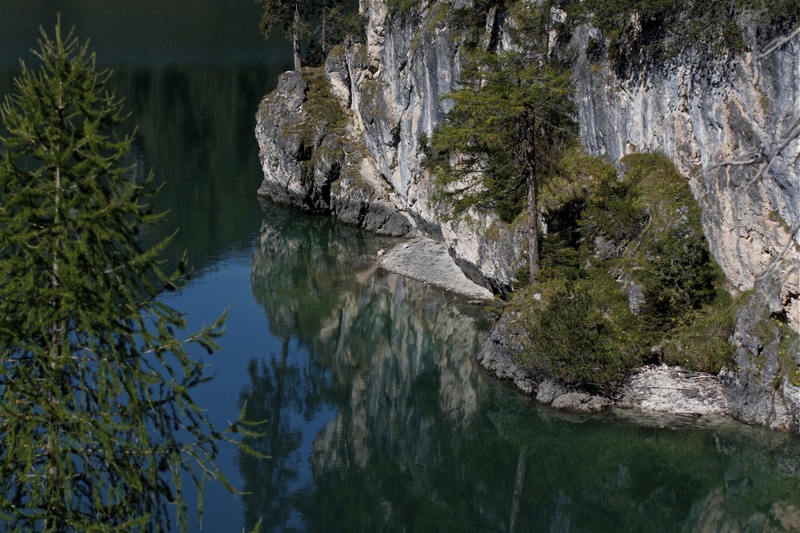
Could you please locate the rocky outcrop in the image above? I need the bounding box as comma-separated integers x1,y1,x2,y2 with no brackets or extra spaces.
721,277,800,431
478,324,731,416
256,0,527,293
256,1,798,312
378,237,494,300
255,70,415,237
255,0,800,427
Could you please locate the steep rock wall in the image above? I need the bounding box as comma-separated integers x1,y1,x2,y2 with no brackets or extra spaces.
571,24,799,329
256,2,798,309
256,0,526,293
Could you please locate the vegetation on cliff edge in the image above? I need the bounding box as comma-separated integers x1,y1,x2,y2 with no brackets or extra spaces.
506,152,737,393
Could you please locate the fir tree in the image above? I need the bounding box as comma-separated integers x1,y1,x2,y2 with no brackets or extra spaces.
257,0,309,71
0,22,241,531
426,4,575,283
256,0,357,70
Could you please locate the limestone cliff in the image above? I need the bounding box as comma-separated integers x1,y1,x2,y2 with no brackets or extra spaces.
256,0,797,308
255,0,800,428
571,23,799,330
256,0,526,293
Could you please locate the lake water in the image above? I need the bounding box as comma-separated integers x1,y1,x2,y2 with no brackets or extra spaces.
2,2,800,532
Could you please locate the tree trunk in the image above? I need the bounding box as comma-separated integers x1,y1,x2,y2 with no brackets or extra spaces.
525,104,539,283
292,2,302,71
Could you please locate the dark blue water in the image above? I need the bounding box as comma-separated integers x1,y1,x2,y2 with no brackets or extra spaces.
3,2,800,532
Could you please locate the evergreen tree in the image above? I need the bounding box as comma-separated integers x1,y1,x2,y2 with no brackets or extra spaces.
0,22,239,531
257,0,310,71
426,5,575,283
256,0,358,70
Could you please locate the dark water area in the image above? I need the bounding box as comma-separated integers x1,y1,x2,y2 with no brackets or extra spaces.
2,2,800,532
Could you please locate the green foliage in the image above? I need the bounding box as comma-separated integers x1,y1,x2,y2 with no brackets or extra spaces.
307,9,367,66
658,291,739,373
777,323,800,387
424,0,577,225
514,273,645,393
578,168,646,253
387,0,424,17
565,0,800,66
510,149,736,391
256,0,363,69
0,23,248,531
541,144,616,208
302,67,348,134
639,225,721,325
619,153,720,325
426,48,575,222
256,0,305,41
753,0,800,24
566,0,747,60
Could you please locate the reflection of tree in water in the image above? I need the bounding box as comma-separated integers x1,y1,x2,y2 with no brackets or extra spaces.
240,202,492,530
306,383,800,532
239,202,800,532
239,203,392,531
237,335,331,530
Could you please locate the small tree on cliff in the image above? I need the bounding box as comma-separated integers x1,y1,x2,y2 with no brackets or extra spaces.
256,0,359,70
257,0,310,70
0,22,242,531
426,46,574,282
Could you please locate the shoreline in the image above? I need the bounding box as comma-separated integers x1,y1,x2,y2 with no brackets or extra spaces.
377,236,732,420
478,329,732,417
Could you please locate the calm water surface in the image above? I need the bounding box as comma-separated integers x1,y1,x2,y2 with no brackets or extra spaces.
2,2,800,532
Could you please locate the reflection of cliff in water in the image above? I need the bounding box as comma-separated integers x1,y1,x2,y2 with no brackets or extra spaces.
240,203,800,532
240,202,490,531
249,201,488,421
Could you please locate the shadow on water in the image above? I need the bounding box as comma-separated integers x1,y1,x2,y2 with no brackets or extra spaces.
240,202,800,533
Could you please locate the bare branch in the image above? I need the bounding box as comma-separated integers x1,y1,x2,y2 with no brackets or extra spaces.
757,26,800,58
755,220,800,285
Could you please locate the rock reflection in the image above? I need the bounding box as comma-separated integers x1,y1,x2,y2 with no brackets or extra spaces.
240,202,488,531
240,202,800,532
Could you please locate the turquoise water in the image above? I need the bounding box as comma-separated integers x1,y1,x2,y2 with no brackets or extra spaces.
2,2,800,531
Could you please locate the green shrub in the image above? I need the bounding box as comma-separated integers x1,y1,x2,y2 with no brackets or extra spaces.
511,149,740,390
578,170,646,253
514,273,646,394
659,291,739,372
539,232,584,281
639,225,721,326
564,0,762,63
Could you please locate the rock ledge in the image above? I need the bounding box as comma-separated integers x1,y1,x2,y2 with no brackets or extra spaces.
478,335,731,416
379,238,494,301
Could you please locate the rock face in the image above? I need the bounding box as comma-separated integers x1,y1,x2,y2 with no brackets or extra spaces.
255,70,416,237
721,279,800,431
255,1,800,427
571,23,799,330
256,0,526,293
256,1,798,312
